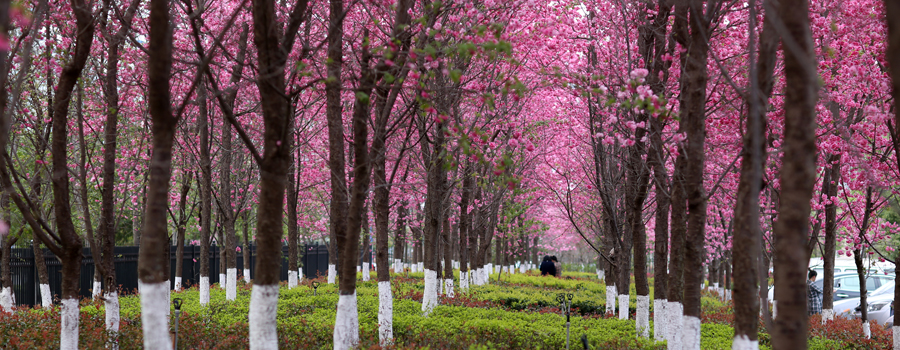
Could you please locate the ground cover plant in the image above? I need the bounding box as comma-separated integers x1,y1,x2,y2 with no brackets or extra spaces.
0,0,899,348
0,273,862,349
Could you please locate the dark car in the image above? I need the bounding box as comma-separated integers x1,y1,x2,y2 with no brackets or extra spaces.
768,272,894,301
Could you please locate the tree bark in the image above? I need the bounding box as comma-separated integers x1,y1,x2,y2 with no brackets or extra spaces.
248,0,309,346
881,1,900,345
821,152,839,315
679,2,711,347
174,172,192,291
325,0,346,288
772,0,819,347
458,168,473,290
198,81,213,305
139,0,178,346
287,132,299,287
733,1,777,344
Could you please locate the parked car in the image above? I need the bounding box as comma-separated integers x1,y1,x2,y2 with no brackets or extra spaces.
885,314,893,328
851,292,894,327
768,273,894,301
834,282,894,319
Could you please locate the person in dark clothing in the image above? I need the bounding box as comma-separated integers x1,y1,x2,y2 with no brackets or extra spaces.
551,256,562,277
540,255,557,276
807,269,823,315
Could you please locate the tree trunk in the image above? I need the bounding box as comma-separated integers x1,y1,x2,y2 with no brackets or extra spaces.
678,2,711,348
221,102,237,301
821,152,840,320
421,116,448,313
771,0,819,347
880,1,900,346
243,212,251,283
666,150,687,348
248,0,308,347
372,132,393,343
139,0,177,346
361,206,371,281
198,81,213,306
649,108,670,341
335,31,381,348
33,240,50,307
0,220,16,313
394,201,407,272
733,3,777,346
75,84,103,302
442,217,454,297
174,172,191,292
97,0,139,334
48,0,95,346
458,169,472,291
287,144,299,288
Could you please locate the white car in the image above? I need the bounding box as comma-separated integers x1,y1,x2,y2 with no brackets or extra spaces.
850,291,894,326
768,272,893,301
834,282,894,319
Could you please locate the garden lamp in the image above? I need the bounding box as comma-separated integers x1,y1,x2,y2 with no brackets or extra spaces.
312,281,320,296
172,298,183,349
557,293,574,350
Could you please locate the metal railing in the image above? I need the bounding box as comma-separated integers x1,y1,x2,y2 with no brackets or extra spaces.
7,244,330,306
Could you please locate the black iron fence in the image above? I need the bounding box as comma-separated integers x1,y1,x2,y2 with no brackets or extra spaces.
7,244,329,307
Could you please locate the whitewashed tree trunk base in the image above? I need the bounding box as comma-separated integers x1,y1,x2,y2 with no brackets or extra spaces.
731,334,759,350
362,262,370,281
653,299,666,340
444,279,454,298
288,271,298,289
618,295,629,320
636,295,649,338
725,289,731,301
892,326,898,350
138,281,172,350
418,262,423,272
772,300,777,319
174,277,182,291
93,280,102,300
378,281,393,346
597,269,604,281
244,269,251,283
199,276,210,306
460,271,469,292
249,284,279,349
40,284,52,308
334,292,360,350
606,286,616,315
0,286,13,313
105,291,120,332
298,270,303,283
328,264,337,284
863,321,871,339
61,298,80,350
682,315,701,350
666,301,683,350
166,280,171,317
219,273,226,287
226,268,237,301
422,269,438,315
822,309,834,323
